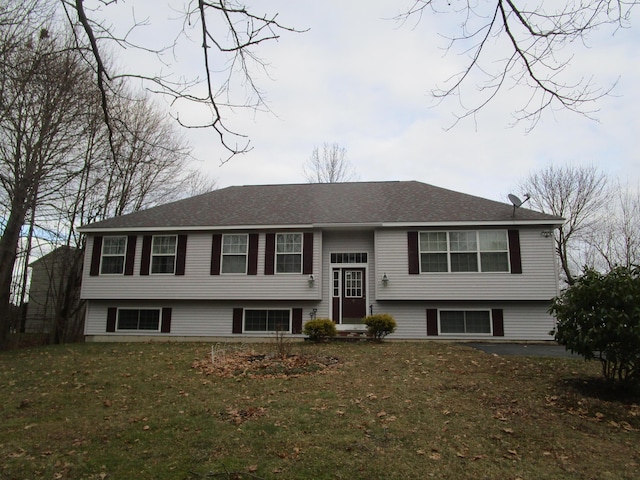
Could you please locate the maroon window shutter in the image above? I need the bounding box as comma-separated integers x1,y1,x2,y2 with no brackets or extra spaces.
161,307,172,333
124,235,137,276
264,233,275,275
508,230,522,274
90,236,103,276
106,307,117,332
247,233,259,275
426,308,438,336
408,231,420,274
175,235,187,275
492,309,504,337
303,232,313,275
210,234,222,275
140,235,152,275
232,308,243,334
292,308,303,334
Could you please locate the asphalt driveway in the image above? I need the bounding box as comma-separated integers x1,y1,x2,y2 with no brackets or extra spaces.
464,342,578,358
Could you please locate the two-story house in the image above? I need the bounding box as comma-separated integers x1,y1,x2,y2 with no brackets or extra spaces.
79,181,563,341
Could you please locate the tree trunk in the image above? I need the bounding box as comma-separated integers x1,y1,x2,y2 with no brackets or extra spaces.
0,199,28,346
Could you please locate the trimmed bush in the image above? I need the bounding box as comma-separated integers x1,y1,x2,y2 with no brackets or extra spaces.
303,318,337,342
363,313,397,341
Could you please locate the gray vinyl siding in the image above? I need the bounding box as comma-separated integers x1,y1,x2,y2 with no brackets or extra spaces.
86,299,554,340
374,228,558,301
81,231,322,301
85,300,319,337
376,301,554,340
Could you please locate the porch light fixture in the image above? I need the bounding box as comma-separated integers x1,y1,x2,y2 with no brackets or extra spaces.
382,273,389,286
308,274,315,287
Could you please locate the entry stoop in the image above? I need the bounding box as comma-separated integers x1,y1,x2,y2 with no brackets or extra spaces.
335,324,370,341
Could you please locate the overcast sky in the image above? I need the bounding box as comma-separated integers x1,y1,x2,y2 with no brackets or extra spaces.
107,1,640,204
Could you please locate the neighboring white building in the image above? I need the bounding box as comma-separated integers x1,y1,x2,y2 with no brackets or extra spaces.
79,181,563,342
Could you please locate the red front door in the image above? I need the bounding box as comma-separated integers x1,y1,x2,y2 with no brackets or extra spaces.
341,268,366,324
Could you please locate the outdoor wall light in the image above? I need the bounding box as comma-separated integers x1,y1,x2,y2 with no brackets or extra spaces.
382,273,389,286
308,274,315,287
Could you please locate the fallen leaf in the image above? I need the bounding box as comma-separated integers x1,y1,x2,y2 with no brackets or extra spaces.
248,465,258,472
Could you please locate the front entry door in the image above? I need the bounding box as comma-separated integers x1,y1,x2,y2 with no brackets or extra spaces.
341,268,366,324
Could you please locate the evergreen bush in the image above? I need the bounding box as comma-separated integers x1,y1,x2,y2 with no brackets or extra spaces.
303,318,337,342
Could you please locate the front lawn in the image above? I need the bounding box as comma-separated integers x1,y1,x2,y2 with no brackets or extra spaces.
1,341,638,479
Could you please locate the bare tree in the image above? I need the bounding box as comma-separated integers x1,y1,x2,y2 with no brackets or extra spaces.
518,165,610,285
36,87,208,344
586,182,640,270
303,143,357,183
0,26,94,344
398,1,637,129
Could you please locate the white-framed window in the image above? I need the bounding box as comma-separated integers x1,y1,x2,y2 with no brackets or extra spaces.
276,233,302,273
151,235,177,274
330,252,368,264
221,234,248,274
478,231,509,272
100,236,127,274
440,310,491,335
419,230,509,273
117,308,161,331
344,270,363,297
244,309,291,333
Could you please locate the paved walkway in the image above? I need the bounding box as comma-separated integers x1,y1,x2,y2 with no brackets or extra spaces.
465,342,578,358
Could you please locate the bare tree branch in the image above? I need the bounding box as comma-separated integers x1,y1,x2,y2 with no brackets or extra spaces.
397,0,637,129
63,0,303,162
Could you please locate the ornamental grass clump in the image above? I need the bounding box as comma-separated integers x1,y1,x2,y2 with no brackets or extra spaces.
363,313,397,341
303,318,337,342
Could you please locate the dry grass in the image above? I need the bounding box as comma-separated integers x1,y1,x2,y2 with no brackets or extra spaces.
1,341,639,479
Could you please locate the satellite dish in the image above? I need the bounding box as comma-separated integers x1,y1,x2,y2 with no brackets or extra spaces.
508,193,530,217
508,194,523,207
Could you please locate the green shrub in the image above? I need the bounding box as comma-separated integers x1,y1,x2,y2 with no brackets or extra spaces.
550,266,640,390
303,318,337,342
363,313,397,341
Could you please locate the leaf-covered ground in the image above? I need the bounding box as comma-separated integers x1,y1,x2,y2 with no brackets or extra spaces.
1,341,638,479
192,346,343,379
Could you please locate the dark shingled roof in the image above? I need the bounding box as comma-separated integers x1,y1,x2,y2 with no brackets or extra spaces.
81,181,563,231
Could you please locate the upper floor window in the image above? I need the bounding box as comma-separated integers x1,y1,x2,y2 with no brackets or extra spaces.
222,234,248,273
151,235,177,274
276,233,302,273
420,230,509,273
101,236,127,274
